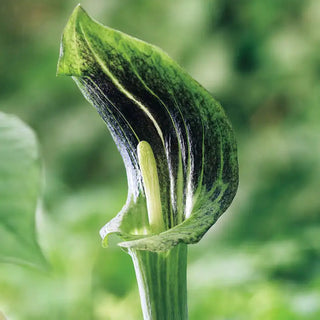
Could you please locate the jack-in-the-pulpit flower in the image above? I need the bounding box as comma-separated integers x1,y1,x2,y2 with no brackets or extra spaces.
57,5,238,250
57,5,238,319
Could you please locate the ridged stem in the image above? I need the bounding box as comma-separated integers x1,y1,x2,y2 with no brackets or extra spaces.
128,244,188,320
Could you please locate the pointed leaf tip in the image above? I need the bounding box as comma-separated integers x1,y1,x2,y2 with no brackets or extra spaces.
57,4,94,76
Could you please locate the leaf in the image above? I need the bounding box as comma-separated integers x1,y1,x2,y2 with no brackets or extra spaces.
57,5,239,251
0,112,46,267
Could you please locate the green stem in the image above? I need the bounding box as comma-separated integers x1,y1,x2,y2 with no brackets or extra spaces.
128,244,188,320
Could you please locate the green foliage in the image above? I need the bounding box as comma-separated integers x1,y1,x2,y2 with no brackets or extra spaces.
0,0,319,319
0,112,45,268
57,5,238,252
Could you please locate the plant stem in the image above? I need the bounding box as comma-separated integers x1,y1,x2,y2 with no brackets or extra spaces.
129,244,188,320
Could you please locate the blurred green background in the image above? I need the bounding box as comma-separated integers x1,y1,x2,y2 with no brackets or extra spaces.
1,0,320,319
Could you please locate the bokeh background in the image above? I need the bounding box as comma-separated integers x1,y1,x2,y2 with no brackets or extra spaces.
1,0,320,319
